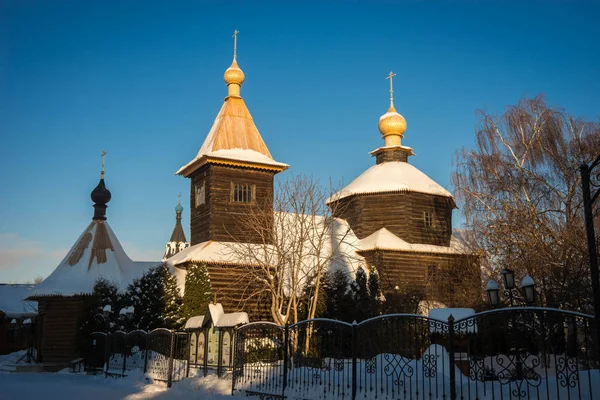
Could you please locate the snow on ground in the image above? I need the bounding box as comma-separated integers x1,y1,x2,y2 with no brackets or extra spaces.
0,369,248,400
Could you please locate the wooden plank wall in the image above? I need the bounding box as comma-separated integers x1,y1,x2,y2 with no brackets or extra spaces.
190,164,275,245
332,192,453,246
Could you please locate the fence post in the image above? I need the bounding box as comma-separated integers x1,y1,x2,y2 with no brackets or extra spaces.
104,333,110,378
143,332,149,374
167,330,175,388
185,332,191,378
351,320,358,400
448,315,456,400
282,324,289,398
217,329,224,378
122,333,127,377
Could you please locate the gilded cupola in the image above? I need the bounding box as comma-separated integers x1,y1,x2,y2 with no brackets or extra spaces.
378,71,407,146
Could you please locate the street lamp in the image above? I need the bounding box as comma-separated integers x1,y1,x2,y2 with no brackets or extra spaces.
486,273,536,307
521,275,536,305
486,280,500,307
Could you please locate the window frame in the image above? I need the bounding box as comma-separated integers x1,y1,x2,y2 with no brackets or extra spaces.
230,182,255,204
423,211,435,228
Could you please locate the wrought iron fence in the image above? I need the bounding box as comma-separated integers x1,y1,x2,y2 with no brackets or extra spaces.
232,308,599,400
85,328,189,387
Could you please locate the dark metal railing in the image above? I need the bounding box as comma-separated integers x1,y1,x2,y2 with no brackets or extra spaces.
232,308,598,400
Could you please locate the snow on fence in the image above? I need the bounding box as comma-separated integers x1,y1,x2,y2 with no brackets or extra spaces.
233,308,600,400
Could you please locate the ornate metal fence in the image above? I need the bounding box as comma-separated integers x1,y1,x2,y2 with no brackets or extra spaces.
232,308,599,399
85,328,190,387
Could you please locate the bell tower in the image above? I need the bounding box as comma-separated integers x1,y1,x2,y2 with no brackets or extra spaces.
176,31,288,245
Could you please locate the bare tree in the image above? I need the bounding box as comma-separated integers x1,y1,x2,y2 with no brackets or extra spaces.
452,95,600,311
226,174,355,325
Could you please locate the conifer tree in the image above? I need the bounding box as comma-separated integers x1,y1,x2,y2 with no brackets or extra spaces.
81,278,124,336
182,263,212,320
126,263,184,331
367,267,382,317
323,269,353,322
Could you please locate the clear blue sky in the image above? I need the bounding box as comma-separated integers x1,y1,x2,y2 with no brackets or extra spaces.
1,0,599,282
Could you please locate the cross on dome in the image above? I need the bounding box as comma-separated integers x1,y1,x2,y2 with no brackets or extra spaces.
386,71,397,109
101,150,107,178
233,29,239,61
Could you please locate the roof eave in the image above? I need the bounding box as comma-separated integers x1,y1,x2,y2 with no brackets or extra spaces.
177,155,289,177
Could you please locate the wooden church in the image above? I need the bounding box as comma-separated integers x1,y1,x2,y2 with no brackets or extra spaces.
167,33,478,320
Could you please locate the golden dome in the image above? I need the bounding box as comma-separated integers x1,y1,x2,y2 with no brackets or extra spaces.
224,60,245,86
378,105,407,138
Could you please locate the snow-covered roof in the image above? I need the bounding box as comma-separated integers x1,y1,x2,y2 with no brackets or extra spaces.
0,284,37,318
357,228,468,255
167,241,274,267
327,161,454,204
209,303,249,327
184,303,249,329
176,95,288,177
29,221,160,298
184,315,205,329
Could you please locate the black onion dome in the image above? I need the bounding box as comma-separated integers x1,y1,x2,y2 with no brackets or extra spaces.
91,178,112,204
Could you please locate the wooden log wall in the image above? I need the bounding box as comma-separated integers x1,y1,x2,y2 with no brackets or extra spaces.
205,263,272,321
332,191,454,246
190,164,275,245
360,250,480,307
35,296,90,363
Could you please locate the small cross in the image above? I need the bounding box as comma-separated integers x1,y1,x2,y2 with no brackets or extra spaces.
386,71,397,106
232,30,239,60
101,150,107,174
178,192,182,204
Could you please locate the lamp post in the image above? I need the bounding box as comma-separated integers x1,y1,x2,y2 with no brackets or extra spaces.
486,272,536,308
580,155,600,352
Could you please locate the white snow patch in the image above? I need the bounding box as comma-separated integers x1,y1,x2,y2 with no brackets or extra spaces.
358,228,468,254
0,284,37,317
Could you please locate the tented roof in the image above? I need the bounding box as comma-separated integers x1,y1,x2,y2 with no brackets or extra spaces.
29,221,159,298
176,96,288,177
328,161,454,204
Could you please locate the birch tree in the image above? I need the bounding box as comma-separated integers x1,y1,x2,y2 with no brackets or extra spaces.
452,95,600,311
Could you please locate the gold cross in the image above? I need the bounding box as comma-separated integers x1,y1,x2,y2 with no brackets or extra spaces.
178,192,182,204
386,71,397,107
233,30,239,60
101,150,107,175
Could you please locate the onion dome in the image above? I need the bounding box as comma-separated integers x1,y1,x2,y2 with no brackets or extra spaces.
91,177,111,205
224,60,245,87
175,202,184,213
378,105,407,142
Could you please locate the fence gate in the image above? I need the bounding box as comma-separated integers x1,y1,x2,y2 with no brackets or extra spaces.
146,328,174,382
233,322,285,398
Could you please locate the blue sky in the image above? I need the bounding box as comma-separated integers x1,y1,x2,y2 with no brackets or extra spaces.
1,0,599,282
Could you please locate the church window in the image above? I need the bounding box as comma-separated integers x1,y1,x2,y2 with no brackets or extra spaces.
231,183,255,203
195,182,205,207
423,211,434,228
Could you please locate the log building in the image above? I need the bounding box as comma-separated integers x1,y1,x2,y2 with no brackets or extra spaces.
27,165,160,368
167,38,478,320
